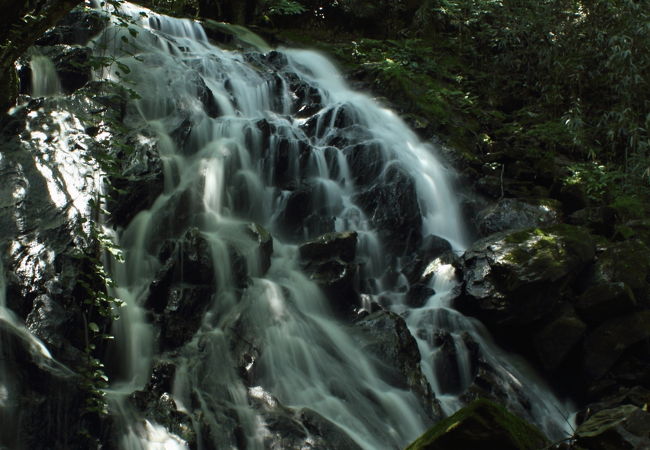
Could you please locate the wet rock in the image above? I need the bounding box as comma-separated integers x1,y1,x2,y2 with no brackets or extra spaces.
188,70,221,118
147,228,216,350
353,165,422,254
247,386,362,450
405,399,549,450
574,282,636,325
475,198,561,236
575,405,650,450
533,304,587,371
107,129,164,227
355,310,442,421
276,182,336,241
345,141,389,186
25,293,85,366
299,408,363,450
582,311,650,381
129,361,196,447
299,232,359,317
1,93,117,366
299,231,357,263
0,321,85,450
49,46,93,94
567,206,617,237
284,72,323,117
246,223,273,276
457,225,595,328
401,234,454,285
405,283,435,308
431,330,464,394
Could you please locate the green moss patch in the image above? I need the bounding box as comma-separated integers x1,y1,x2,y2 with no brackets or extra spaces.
406,399,549,450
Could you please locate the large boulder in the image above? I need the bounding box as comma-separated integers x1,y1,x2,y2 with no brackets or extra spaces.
405,399,549,450
457,224,595,329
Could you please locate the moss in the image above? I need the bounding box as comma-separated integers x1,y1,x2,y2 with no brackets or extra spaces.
405,398,549,450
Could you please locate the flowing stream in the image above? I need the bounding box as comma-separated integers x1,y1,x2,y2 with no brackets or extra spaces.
79,3,574,448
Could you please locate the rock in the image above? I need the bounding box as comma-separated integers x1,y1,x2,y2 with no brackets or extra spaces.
458,225,595,328
36,8,109,46
246,223,273,276
107,129,164,227
567,206,617,237
405,399,550,450
431,330,465,394
246,386,362,450
276,182,336,241
582,311,650,381
49,46,93,94
401,234,453,285
475,198,561,236
353,164,422,254
299,231,360,317
129,362,196,447
558,182,588,214
405,283,435,308
146,228,217,350
592,240,650,302
575,405,650,450
298,408,363,450
345,141,390,186
574,282,636,325
355,310,442,421
579,386,650,422
0,321,85,450
299,231,357,263
533,304,587,371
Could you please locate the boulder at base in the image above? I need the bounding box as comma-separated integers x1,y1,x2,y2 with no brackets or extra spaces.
458,224,595,328
405,398,549,450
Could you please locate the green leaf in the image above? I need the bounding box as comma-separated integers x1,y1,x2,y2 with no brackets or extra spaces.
88,322,100,333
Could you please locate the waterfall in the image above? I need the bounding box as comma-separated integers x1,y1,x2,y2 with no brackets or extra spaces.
82,3,574,448
29,54,63,98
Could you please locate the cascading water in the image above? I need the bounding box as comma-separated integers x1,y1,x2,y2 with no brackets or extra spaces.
82,2,573,448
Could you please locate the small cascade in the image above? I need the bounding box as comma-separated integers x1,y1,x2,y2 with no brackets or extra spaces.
77,2,575,448
29,54,63,97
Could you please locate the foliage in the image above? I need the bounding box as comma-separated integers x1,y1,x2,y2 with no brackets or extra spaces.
264,0,306,16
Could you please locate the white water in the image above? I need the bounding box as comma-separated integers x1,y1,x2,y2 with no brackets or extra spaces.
29,54,63,97
86,3,573,448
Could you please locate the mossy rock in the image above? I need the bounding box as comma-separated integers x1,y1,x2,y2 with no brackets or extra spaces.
405,399,549,450
459,224,595,327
